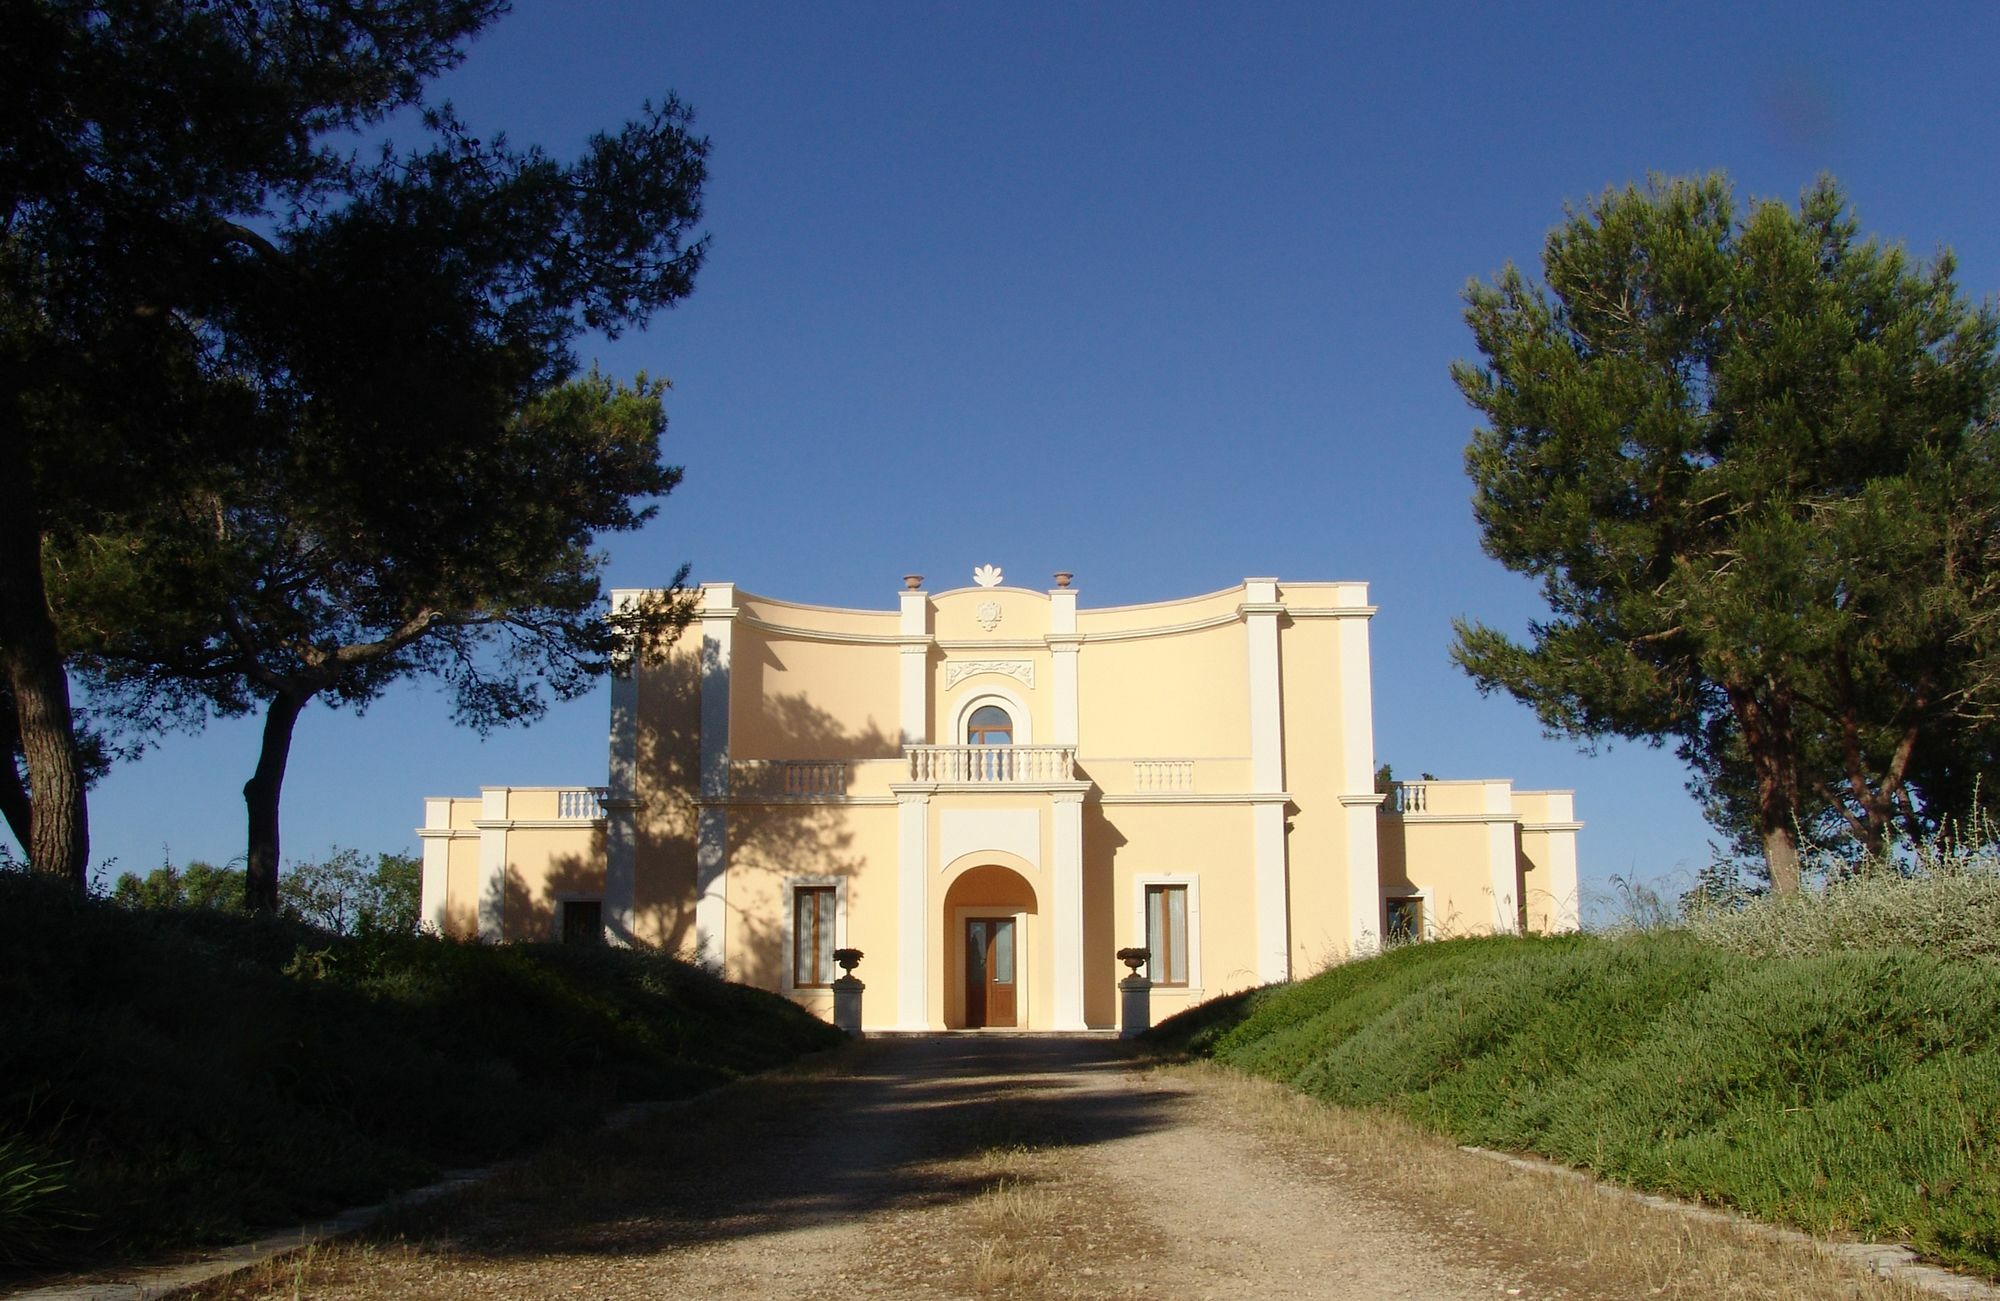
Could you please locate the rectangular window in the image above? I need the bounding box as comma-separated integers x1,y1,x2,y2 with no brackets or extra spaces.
1145,884,1188,986
562,899,604,945
1386,896,1424,944
793,885,837,987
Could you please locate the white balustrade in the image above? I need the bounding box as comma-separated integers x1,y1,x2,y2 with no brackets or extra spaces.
780,760,849,797
557,787,610,819
907,745,1077,784
1381,782,1428,815
1133,760,1195,792
733,760,850,797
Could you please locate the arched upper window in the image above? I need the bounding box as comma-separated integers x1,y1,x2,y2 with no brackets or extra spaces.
966,704,1014,746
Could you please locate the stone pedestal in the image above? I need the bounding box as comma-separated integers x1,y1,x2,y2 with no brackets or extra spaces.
833,975,865,1037
1119,973,1152,1039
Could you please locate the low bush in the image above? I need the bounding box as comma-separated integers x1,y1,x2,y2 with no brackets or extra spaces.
0,872,842,1273
1685,860,2000,963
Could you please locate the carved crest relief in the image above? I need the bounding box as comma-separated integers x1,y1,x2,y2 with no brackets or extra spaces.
975,600,1003,631
944,660,1036,689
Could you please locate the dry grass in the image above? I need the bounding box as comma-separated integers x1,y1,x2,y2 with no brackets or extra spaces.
1171,1062,1940,1301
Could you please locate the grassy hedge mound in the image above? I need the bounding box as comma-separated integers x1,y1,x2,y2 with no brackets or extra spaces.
1147,931,2000,1278
0,873,843,1272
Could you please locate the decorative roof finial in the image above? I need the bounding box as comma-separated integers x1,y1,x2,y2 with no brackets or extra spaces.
972,564,1003,588
903,574,924,590
1053,572,1073,589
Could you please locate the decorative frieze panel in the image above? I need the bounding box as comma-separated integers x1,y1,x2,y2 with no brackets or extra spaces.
944,659,1036,690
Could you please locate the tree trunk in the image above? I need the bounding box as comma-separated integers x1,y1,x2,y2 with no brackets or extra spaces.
1728,680,1804,895
243,688,309,913
1760,823,1801,895
0,468,89,886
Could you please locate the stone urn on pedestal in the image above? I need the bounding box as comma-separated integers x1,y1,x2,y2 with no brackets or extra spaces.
832,948,865,1037
1117,947,1152,1038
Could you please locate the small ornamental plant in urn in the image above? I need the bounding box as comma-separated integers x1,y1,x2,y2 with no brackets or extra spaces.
833,948,864,974
1116,946,1150,975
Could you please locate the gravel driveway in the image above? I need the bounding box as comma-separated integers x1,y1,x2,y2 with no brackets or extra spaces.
180,1035,1933,1300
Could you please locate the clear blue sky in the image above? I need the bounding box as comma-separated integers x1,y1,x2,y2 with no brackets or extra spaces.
73,0,2000,917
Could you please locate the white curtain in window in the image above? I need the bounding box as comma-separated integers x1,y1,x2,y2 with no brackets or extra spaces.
795,888,837,984
1147,885,1188,985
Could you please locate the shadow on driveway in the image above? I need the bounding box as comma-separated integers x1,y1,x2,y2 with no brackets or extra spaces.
382,1035,1180,1262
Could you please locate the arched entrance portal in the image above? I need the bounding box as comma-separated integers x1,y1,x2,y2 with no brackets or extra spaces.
941,864,1038,1029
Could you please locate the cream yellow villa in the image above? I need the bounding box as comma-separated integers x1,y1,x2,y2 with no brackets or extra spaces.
418,569,1581,1032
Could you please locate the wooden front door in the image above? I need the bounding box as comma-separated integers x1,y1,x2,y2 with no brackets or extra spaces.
964,917,1017,1028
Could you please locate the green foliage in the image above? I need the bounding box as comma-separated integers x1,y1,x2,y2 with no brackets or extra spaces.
0,871,841,1272
1151,925,2000,1277
0,1134,75,1266
109,859,246,912
276,847,418,936
1452,172,2000,886
5,1,707,896
1684,843,2000,963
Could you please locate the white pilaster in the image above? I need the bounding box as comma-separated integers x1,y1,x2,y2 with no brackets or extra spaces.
1335,594,1383,952
1542,791,1582,933
476,786,508,941
695,585,736,969
896,791,930,1029
1051,790,1086,1029
1486,780,1521,934
899,585,931,745
1243,579,1290,983
419,797,452,934
1049,585,1080,746
603,660,639,947
1251,799,1290,982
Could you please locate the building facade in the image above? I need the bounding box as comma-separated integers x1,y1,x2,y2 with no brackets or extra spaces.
419,570,1581,1031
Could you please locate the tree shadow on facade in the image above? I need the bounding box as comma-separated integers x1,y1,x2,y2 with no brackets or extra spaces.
494,832,611,943
1076,790,1130,1026
618,657,881,980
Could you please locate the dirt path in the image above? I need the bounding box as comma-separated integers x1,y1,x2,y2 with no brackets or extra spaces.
182,1036,1933,1300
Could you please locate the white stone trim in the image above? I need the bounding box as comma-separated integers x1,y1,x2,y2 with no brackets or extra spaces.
899,588,931,745
943,659,1036,689
1245,580,1284,793
1096,791,1292,805
938,807,1041,872
604,649,639,946
1344,802,1382,954
1050,590,1080,749
697,604,734,802
1132,872,1203,992
691,589,736,968
1488,816,1521,935
949,685,1034,744
1050,791,1086,1029
1251,800,1290,983
476,787,507,942
779,874,850,994
896,792,929,1029
418,797,452,934
1336,611,1381,951
695,807,729,969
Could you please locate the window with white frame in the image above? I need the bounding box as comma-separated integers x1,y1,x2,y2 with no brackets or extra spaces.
1145,883,1189,987
965,703,1014,745
1386,895,1424,944
792,884,838,987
